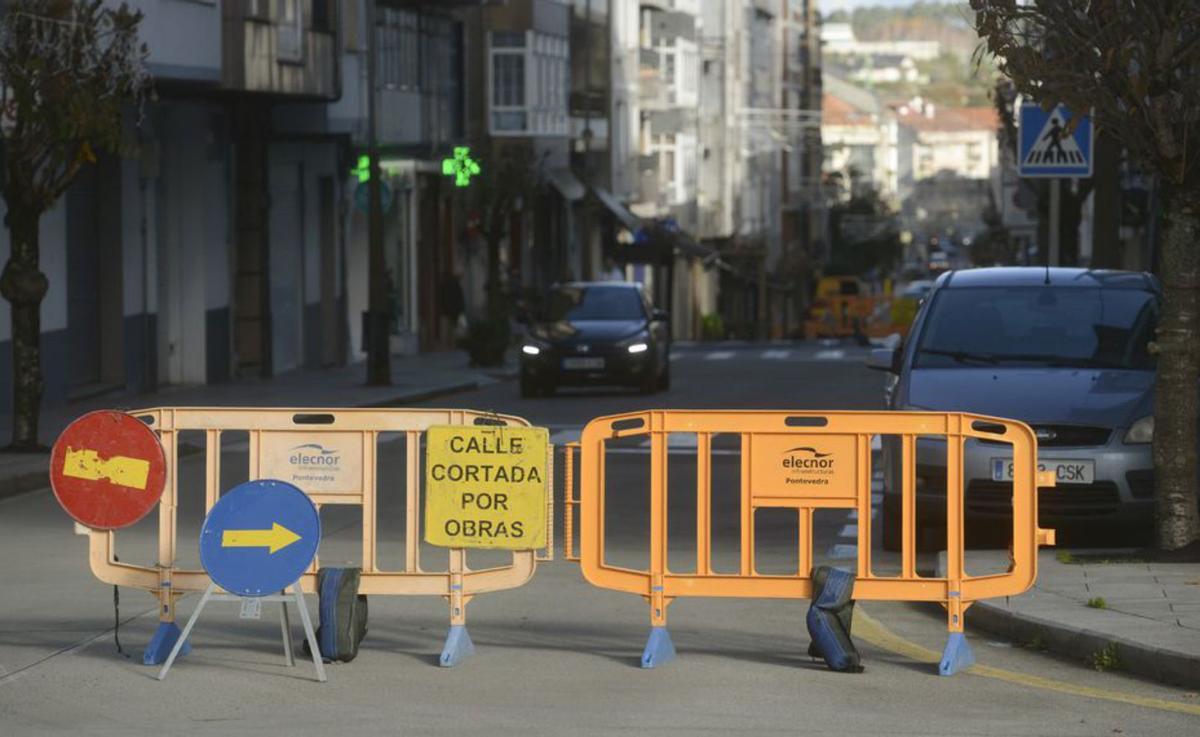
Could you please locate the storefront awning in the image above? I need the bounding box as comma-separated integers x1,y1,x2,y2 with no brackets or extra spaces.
590,186,643,232
611,220,718,266
546,168,586,201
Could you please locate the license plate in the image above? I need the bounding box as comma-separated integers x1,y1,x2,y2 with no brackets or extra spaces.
991,458,1095,485
563,357,604,370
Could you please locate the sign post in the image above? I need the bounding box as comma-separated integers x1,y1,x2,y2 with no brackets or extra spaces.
424,424,550,665
157,479,326,682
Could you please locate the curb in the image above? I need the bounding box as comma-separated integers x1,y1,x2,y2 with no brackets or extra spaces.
0,465,56,503
970,598,1200,690
361,379,488,408
0,375,510,503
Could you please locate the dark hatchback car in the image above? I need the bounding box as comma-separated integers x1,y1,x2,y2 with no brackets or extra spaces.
519,282,670,397
868,268,1178,549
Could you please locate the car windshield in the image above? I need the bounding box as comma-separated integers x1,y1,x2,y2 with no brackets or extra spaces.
545,286,645,321
915,287,1158,370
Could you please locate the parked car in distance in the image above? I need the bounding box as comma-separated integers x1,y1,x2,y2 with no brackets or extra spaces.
868,267,1168,549
519,282,670,397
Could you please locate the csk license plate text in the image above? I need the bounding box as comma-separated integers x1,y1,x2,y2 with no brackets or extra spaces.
991,459,1095,485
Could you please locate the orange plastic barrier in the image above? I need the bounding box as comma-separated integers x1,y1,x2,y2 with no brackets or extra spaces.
564,410,1056,674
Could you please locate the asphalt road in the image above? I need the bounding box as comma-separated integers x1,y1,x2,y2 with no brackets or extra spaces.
1,342,1197,735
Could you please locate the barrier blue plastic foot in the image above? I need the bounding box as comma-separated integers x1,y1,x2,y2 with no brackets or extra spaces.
439,625,475,667
143,622,190,666
641,627,676,668
938,632,975,676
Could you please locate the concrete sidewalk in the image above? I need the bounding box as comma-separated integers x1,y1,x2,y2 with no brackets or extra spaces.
0,350,516,500
941,549,1200,689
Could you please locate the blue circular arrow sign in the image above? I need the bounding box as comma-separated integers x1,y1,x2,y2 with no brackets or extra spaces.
199,480,321,597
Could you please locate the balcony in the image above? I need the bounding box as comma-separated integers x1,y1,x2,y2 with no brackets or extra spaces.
638,48,669,109
222,0,338,99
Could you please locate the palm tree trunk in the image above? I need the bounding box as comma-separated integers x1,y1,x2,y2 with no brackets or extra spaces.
0,205,50,450
1152,186,1200,549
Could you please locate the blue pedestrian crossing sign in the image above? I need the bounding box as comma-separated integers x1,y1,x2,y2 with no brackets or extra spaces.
1019,104,1093,178
199,479,320,597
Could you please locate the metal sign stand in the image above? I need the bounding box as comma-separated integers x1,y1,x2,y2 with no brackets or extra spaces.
157,582,327,682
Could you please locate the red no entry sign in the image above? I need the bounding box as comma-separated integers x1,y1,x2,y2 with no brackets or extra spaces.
50,410,167,530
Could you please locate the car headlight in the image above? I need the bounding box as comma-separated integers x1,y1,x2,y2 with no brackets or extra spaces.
1123,416,1154,444
521,344,542,356
627,342,649,354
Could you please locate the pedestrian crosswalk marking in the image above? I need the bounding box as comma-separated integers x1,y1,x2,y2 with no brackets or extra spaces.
705,351,734,361
815,350,845,360
847,509,878,521
762,350,790,360
827,544,858,560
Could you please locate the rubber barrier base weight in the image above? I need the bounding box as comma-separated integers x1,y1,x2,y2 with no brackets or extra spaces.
143,621,190,666
939,632,975,676
641,627,676,668
439,625,475,667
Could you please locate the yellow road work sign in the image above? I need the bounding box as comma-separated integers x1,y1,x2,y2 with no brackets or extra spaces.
424,425,549,550
61,448,151,490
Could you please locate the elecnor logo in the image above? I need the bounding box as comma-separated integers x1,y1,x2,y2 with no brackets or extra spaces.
781,447,834,469
781,446,835,486
289,444,341,468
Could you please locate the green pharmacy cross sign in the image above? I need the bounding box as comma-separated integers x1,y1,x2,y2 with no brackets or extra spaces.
442,146,481,188
352,155,370,183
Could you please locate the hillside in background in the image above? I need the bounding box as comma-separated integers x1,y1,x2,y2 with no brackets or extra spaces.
826,2,981,59
824,2,996,109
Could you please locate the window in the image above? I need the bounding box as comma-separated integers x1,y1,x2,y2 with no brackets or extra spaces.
311,0,332,34
656,38,697,107
378,8,420,89
277,0,304,64
246,0,269,20
545,286,646,322
373,9,463,141
492,52,526,130
915,287,1159,370
488,30,568,136
492,31,526,49
650,132,694,205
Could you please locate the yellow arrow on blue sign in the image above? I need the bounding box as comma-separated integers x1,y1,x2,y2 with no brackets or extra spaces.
221,522,301,554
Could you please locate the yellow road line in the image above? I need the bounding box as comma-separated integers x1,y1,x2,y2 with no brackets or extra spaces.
855,607,1200,718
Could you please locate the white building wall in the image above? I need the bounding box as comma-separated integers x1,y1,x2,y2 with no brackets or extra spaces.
122,0,223,81
610,0,642,200
156,105,219,386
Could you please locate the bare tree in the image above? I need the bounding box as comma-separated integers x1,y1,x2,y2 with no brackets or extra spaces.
0,0,151,449
469,138,546,314
973,1,1199,550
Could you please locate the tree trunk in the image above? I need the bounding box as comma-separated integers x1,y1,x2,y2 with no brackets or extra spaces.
1152,186,1200,550
0,205,50,450
484,206,505,315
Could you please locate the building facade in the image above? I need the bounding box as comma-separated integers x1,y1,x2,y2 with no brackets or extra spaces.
0,0,827,416
2,1,392,411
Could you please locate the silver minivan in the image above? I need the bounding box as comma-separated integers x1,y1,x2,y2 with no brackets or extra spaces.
869,268,1163,549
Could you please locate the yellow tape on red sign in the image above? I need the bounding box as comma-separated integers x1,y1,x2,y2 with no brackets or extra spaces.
424,425,549,550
